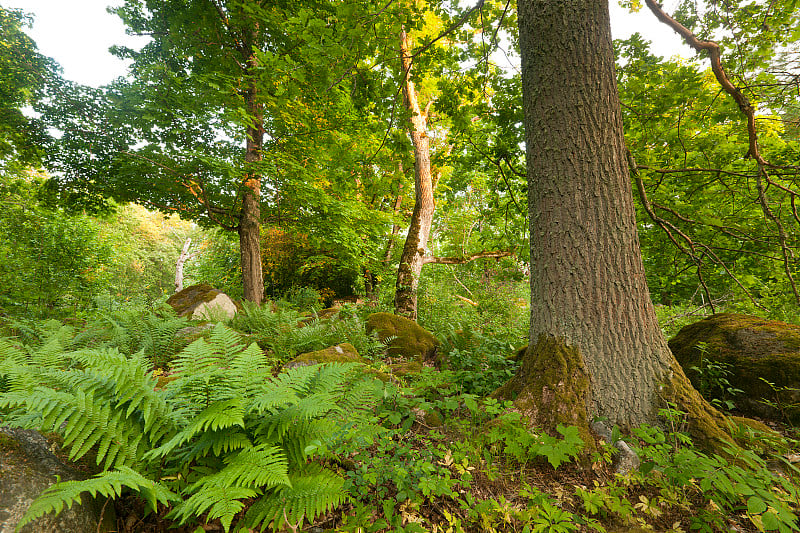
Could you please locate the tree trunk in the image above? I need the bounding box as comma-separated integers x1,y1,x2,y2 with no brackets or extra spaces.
394,31,435,320
239,52,265,305
499,0,729,448
175,237,201,293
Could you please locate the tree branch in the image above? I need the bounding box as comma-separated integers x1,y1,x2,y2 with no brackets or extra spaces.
422,249,514,265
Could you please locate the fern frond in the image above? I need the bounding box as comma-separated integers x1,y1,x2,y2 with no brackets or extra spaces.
215,444,290,489
169,484,258,532
181,429,253,459
143,398,245,462
243,468,348,532
17,466,177,530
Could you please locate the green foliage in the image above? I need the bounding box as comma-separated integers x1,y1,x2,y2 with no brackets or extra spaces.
229,301,386,363
688,343,744,411
0,319,383,532
633,408,800,533
0,6,55,171
484,412,586,470
0,173,116,316
417,262,529,349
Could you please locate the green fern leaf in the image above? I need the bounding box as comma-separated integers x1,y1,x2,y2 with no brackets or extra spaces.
216,444,290,489
243,468,348,531
17,466,177,530
170,484,257,531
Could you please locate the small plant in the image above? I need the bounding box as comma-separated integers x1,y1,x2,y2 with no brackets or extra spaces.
689,342,743,411
759,377,800,424
484,411,585,469
633,406,800,533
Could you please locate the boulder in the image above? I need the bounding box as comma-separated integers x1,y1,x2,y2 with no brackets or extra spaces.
284,343,364,369
668,313,800,422
365,313,440,363
167,283,239,320
0,427,113,533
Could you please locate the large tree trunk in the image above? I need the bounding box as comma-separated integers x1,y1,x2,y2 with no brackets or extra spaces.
499,0,729,448
239,51,265,305
394,31,435,320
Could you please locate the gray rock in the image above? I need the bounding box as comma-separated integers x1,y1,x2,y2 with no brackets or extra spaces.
167,284,239,321
0,427,113,533
591,420,640,475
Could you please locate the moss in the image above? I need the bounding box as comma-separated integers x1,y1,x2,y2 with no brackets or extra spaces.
366,312,439,362
0,433,23,455
389,361,423,376
662,359,733,452
286,343,363,367
669,313,800,422
167,283,242,318
494,335,595,450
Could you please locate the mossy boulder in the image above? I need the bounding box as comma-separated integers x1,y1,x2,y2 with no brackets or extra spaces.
669,313,800,422
285,343,363,369
167,283,240,320
366,312,440,363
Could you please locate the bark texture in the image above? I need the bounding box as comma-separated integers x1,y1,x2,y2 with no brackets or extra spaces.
510,0,729,442
394,31,435,320
239,49,265,305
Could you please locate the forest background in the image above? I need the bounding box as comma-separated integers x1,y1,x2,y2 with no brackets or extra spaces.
2,0,800,531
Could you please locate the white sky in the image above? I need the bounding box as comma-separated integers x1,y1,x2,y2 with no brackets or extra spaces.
8,0,694,88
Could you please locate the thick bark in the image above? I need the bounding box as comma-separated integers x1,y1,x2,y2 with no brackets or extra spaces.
394,31,435,320
239,51,265,305
503,0,729,445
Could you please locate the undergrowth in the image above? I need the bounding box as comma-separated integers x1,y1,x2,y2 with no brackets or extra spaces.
1,300,799,532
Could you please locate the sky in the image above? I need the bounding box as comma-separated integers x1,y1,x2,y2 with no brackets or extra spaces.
8,0,695,88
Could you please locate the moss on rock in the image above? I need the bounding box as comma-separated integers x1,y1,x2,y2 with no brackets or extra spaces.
494,335,595,450
167,284,241,320
285,343,363,369
366,312,440,363
669,313,800,422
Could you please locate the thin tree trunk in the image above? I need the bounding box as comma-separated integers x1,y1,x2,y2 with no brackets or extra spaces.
499,0,729,448
239,50,265,305
394,31,435,320
175,237,201,293
383,161,405,265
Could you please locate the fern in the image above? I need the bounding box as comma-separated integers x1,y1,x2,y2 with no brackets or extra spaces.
242,468,349,532
16,466,178,530
1,320,382,532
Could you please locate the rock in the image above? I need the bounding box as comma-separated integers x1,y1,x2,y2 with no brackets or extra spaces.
388,361,423,376
167,283,240,321
284,343,363,369
669,313,800,422
591,421,640,475
0,427,114,533
365,313,440,363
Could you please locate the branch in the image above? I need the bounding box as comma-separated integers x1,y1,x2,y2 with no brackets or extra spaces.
422,249,514,265
645,0,800,306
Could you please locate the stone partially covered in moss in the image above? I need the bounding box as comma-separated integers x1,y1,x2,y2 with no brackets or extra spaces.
285,343,363,369
669,313,800,423
366,312,440,362
167,283,240,320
